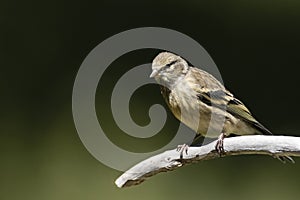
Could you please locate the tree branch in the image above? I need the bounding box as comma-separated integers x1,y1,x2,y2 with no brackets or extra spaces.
115,135,300,188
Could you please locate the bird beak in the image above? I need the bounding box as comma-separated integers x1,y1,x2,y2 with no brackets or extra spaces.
149,69,159,78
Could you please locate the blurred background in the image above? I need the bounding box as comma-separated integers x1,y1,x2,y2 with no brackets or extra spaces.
1,0,300,200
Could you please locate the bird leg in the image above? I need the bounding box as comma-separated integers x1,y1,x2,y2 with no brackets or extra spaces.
176,144,189,159
215,133,225,155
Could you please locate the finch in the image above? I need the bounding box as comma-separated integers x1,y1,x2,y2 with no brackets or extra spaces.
150,51,292,162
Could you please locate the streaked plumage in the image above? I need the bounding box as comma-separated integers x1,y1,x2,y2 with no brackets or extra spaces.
150,52,292,162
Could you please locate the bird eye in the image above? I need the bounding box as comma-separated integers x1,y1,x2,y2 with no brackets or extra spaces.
166,60,178,67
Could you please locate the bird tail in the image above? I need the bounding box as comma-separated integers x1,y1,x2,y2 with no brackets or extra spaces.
253,121,273,135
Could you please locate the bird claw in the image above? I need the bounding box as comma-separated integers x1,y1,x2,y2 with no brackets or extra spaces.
215,133,225,156
176,144,189,159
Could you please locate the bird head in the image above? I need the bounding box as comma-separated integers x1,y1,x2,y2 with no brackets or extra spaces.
150,52,189,87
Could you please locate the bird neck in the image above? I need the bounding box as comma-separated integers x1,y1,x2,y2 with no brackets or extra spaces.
156,73,186,90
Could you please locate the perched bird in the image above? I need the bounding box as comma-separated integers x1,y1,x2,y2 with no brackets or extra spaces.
150,51,292,162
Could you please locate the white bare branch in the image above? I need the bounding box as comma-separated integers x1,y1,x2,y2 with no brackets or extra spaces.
115,135,300,188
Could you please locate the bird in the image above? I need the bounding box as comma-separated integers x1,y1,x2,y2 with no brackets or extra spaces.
150,51,293,162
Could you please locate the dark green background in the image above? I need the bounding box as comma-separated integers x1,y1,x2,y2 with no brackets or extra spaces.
1,0,300,200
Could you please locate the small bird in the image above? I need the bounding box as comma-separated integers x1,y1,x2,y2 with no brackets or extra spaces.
150,51,292,162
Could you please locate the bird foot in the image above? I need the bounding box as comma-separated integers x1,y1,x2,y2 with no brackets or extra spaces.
176,144,189,159
215,133,225,156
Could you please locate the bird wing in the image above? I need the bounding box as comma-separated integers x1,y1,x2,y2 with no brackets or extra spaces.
189,67,272,135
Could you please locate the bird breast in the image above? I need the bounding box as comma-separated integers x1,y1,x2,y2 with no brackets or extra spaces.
167,80,220,137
